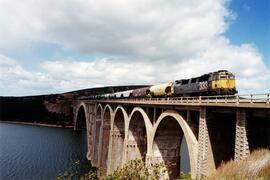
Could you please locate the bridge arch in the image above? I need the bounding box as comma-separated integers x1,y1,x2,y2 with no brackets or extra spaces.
99,104,113,173
125,107,153,163
102,104,113,123
74,102,87,130
97,103,103,116
109,105,128,172
151,110,198,179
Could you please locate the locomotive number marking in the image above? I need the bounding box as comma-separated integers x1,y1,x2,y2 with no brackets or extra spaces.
199,81,208,90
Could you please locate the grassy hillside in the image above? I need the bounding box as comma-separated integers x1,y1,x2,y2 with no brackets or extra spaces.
206,149,270,179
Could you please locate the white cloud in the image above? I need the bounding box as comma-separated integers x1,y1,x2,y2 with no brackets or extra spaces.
0,55,56,96
0,0,233,60
0,0,269,95
1,50,269,96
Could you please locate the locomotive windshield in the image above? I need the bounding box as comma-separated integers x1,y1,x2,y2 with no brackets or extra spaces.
219,74,235,79
220,75,227,79
211,71,235,80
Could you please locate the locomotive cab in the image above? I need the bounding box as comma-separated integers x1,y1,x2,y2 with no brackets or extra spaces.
210,70,237,95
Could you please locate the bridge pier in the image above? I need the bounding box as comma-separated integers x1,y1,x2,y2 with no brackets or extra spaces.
235,109,250,160
187,110,191,122
91,104,97,161
92,106,102,166
86,105,92,160
196,107,215,178
106,113,114,174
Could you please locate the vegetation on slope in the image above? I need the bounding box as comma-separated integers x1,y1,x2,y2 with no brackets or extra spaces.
105,159,164,180
80,159,193,180
206,149,270,180
79,149,270,180
79,159,165,180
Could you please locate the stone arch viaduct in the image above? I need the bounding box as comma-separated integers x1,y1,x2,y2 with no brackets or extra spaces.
73,94,270,179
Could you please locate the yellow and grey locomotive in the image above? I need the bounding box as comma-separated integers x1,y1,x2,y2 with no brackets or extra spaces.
172,70,237,96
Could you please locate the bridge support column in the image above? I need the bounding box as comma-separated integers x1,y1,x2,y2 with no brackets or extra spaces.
98,123,104,167
86,105,92,160
187,110,191,122
235,109,250,160
153,107,157,125
197,107,215,178
91,104,101,166
73,106,77,131
93,120,102,166
122,137,128,167
87,104,95,161
106,113,114,175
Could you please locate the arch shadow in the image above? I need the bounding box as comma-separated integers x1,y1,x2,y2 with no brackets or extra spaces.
109,106,128,172
99,104,113,173
150,110,198,179
126,107,153,163
74,103,88,130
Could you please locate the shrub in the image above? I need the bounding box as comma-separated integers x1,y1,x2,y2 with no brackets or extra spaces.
105,159,165,180
56,160,97,180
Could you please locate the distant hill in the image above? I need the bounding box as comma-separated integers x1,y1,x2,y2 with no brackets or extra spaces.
0,85,148,126
64,85,148,98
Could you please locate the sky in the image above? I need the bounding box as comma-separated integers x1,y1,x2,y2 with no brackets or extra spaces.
0,0,269,96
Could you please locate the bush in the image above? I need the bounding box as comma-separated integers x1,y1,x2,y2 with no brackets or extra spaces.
80,168,98,180
56,160,97,180
105,159,165,180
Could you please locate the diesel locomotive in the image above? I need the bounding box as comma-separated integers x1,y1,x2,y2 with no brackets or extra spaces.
94,70,237,99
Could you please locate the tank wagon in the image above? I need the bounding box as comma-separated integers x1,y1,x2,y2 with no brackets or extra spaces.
91,70,237,99
147,82,173,97
132,87,150,97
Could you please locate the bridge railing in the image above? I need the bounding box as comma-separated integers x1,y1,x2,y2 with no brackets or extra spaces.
87,93,270,106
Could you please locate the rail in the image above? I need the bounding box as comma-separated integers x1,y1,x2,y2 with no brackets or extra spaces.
77,93,270,108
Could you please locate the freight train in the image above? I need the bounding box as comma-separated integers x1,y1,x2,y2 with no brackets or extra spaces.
93,70,237,99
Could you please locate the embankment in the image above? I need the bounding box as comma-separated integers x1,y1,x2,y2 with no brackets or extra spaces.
206,149,270,179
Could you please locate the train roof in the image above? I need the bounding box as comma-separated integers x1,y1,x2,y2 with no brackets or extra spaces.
174,70,233,82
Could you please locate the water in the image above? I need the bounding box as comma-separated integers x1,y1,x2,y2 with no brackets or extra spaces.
0,123,88,180
0,123,191,179
180,136,191,173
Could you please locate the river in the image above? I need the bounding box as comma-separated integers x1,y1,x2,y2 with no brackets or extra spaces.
0,123,88,180
0,122,190,180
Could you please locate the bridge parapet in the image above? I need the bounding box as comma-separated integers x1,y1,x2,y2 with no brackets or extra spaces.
88,93,270,108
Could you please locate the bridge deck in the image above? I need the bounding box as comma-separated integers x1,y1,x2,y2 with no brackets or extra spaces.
81,94,270,109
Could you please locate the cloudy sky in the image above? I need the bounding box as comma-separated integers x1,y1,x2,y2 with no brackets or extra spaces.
0,0,269,96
